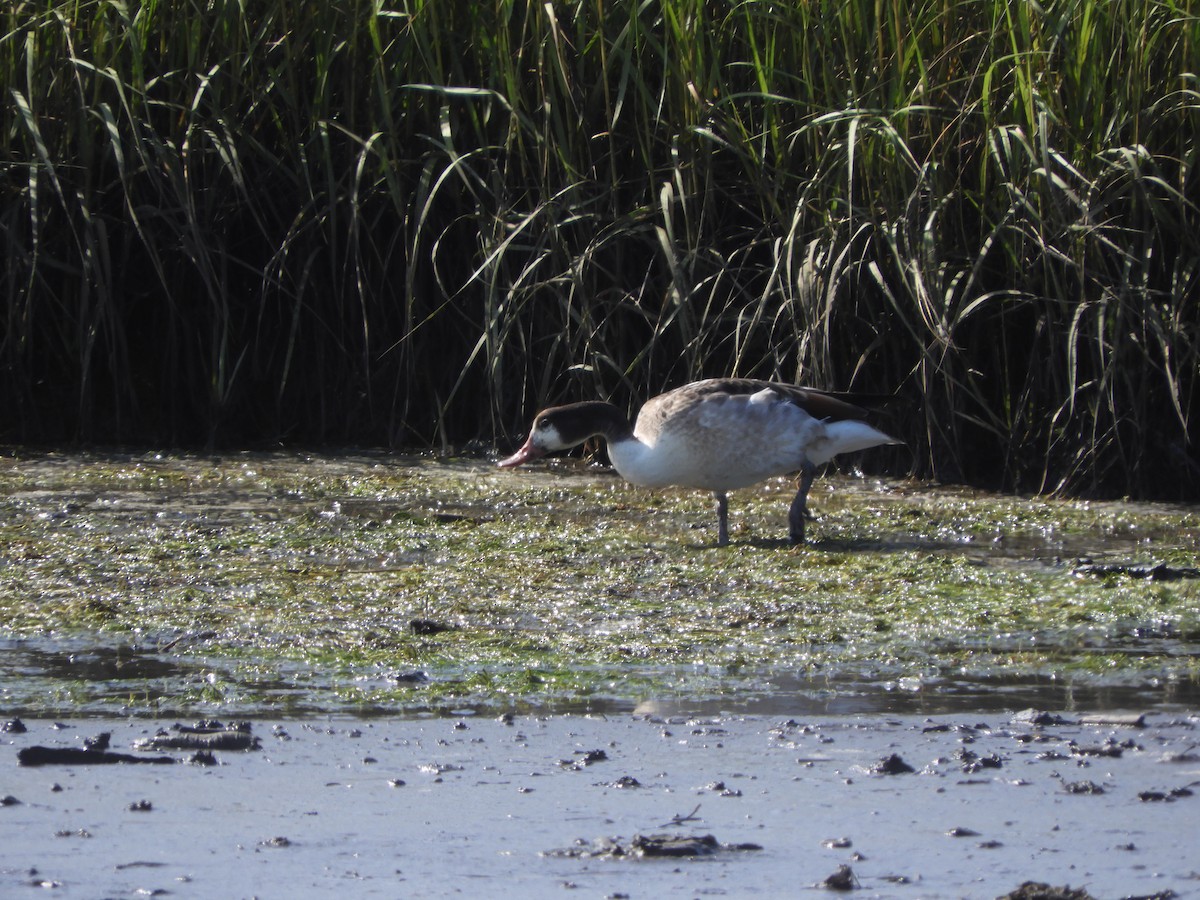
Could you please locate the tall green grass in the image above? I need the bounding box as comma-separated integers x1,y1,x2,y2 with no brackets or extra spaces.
2,0,1197,498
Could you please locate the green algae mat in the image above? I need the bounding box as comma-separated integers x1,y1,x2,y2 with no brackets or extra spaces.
1,451,1197,716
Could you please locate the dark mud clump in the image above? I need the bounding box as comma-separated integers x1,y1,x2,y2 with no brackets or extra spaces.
19,745,175,766
1012,709,1075,727
172,719,252,734
1070,739,1136,758
998,880,1180,899
546,833,762,859
408,618,457,635
559,748,608,769
1137,788,1195,802
870,753,915,774
955,748,1004,773
16,721,261,765
134,730,260,752
1061,780,1106,795
1071,560,1200,581
997,883,1096,900
818,864,859,890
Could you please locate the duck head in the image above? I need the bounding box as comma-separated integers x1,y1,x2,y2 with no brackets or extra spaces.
498,402,620,468
497,409,573,468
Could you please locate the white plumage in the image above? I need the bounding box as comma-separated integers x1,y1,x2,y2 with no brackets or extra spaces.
499,378,900,546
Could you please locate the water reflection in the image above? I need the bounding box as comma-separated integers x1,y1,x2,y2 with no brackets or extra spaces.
3,635,1196,719
627,670,1200,719
17,645,183,681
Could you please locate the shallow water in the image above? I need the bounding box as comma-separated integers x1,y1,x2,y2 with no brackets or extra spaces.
5,636,1199,722
1,450,1197,718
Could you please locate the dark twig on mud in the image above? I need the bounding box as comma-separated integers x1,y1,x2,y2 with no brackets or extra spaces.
661,804,703,827
18,746,176,766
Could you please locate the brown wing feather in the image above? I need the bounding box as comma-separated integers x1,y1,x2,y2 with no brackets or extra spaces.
653,378,887,422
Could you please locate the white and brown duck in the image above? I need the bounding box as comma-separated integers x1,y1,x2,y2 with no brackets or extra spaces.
498,378,900,546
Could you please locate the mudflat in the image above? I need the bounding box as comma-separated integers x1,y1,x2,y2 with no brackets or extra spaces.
3,709,1197,899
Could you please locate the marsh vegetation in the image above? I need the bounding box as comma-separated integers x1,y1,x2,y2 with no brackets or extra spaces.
2,1,1197,499
1,453,1196,716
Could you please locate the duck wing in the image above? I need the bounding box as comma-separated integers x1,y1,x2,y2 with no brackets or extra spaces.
647,378,889,423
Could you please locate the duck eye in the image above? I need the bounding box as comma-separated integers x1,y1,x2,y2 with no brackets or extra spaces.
536,416,550,430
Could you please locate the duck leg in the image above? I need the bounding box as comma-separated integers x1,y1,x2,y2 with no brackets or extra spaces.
714,491,730,547
788,462,817,544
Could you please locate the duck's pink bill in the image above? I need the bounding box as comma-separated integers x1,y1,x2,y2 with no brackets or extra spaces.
497,440,544,468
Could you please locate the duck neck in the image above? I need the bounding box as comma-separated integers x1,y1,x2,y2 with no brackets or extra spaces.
550,401,647,482
573,403,633,446
559,401,635,446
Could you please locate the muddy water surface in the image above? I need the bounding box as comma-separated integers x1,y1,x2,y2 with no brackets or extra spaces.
2,450,1198,898
4,711,1199,899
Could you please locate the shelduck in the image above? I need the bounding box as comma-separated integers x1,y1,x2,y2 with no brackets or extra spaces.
498,378,900,546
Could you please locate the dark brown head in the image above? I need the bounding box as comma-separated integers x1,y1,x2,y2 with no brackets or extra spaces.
497,402,630,468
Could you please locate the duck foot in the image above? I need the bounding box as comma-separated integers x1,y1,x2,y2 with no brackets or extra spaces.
788,464,817,545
